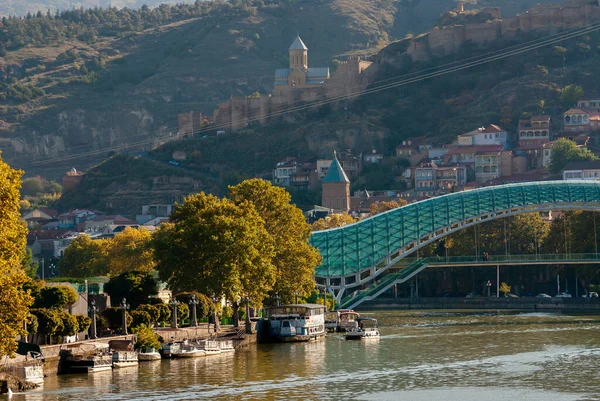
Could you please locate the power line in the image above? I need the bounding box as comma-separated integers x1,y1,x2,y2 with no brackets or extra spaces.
12,21,600,169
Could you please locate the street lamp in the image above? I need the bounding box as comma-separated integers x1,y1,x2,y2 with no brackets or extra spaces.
245,294,251,333
212,296,219,336
120,298,130,335
170,298,180,329
189,295,199,327
88,299,98,339
486,280,492,297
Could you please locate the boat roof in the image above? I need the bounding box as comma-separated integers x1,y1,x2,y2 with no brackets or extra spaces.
340,311,360,315
357,317,377,322
268,304,325,309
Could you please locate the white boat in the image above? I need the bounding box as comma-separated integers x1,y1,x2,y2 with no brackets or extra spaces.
201,340,221,356
344,318,380,340
66,343,113,374
218,340,235,353
112,351,139,368
160,341,182,359
268,304,326,342
338,311,360,332
172,344,206,358
138,348,161,361
325,311,339,332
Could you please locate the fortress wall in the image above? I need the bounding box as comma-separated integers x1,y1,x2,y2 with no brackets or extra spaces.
463,22,502,44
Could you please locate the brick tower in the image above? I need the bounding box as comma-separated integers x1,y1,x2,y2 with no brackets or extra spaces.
321,152,350,213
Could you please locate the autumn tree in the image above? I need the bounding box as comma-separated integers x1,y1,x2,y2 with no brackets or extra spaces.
106,227,155,276
499,282,511,297
312,214,356,231
153,192,276,307
58,235,108,277
0,154,33,356
229,179,321,305
369,200,407,216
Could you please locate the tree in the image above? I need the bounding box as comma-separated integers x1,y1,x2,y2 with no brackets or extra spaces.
229,179,321,304
58,235,108,277
106,227,155,276
369,200,406,216
153,192,276,306
177,303,190,324
154,303,171,326
507,213,549,255
499,282,511,297
560,84,584,109
130,310,153,328
132,324,160,350
30,308,63,344
58,311,79,337
101,307,132,332
175,292,212,319
21,177,44,196
312,214,356,231
548,138,598,174
0,154,33,356
103,271,158,309
136,304,161,326
75,314,91,333
22,248,38,279
34,286,78,309
553,45,567,70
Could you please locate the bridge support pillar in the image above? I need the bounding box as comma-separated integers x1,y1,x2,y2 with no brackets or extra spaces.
496,265,500,298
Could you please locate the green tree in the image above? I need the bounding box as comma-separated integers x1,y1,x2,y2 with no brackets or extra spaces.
369,200,407,216
58,311,79,337
154,303,171,326
101,307,133,332
21,248,38,279
75,314,92,333
548,138,598,174
35,286,78,309
130,310,153,328
560,84,584,109
0,154,33,355
132,324,161,351
553,45,567,70
177,303,190,324
153,192,276,306
21,177,44,196
507,213,549,254
58,235,108,277
229,179,321,304
175,292,212,319
136,304,161,326
30,308,63,344
103,271,158,309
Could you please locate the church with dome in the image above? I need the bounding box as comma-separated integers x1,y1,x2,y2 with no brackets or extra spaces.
274,34,331,96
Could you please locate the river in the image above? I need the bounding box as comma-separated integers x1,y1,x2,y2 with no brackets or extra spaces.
11,310,600,400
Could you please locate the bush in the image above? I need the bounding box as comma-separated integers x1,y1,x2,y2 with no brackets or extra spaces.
130,310,152,328
31,308,63,342
154,303,170,326
175,292,212,319
75,314,92,333
136,304,160,325
101,307,133,332
35,286,79,309
132,324,160,351
58,311,79,337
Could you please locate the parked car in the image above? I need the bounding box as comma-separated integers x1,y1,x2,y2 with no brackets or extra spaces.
506,293,519,298
168,160,181,166
582,292,599,298
554,293,572,298
536,293,552,298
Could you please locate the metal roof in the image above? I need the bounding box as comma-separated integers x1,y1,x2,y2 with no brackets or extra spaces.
307,67,330,78
323,157,350,183
275,69,290,78
289,35,308,50
306,79,326,85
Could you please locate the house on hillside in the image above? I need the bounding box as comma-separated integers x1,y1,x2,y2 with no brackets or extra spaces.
22,208,58,229
562,161,600,180
457,125,508,147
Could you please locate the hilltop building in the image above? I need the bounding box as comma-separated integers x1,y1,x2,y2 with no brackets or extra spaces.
274,35,330,96
321,153,350,213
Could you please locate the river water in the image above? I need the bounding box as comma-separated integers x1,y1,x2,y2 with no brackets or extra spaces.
11,310,600,400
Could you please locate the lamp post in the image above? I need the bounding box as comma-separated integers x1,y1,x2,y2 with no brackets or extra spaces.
212,296,219,336
120,298,130,335
189,295,199,327
170,298,180,329
89,299,98,339
486,280,492,297
245,294,251,333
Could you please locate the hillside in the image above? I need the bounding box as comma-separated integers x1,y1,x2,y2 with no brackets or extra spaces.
57,0,600,213
0,0,560,181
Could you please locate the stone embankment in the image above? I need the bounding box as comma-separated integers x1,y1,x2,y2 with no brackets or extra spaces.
0,373,38,394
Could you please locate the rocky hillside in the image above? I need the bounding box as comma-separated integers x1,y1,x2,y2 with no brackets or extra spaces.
0,0,558,180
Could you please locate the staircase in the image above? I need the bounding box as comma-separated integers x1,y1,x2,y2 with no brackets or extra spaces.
339,259,428,310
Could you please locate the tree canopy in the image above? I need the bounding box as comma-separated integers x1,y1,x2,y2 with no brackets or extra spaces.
312,214,356,231
229,179,321,304
58,235,108,277
548,138,598,174
369,200,407,216
153,191,276,306
106,227,155,276
103,271,158,309
0,154,33,356
560,84,584,109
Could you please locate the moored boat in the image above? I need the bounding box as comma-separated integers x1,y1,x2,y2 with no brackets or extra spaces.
268,304,326,342
138,348,161,361
112,351,138,368
344,318,380,340
172,344,206,358
160,341,182,359
201,340,221,356
218,340,235,353
338,311,360,332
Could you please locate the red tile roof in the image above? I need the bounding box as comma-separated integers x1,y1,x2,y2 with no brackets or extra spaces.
445,145,503,156
480,124,505,133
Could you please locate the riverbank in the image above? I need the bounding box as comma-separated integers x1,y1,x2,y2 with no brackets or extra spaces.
359,296,600,311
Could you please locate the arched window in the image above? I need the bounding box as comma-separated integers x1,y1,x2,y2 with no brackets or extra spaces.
528,131,533,137
535,131,540,137
542,131,548,136
565,115,571,123
577,115,582,123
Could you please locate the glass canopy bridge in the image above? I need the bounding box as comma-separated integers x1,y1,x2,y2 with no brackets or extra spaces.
337,254,600,310
309,181,600,304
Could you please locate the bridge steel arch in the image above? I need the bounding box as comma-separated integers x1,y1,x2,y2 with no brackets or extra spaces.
309,181,600,298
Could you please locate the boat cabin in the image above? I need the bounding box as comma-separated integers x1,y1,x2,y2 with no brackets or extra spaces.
268,304,326,341
338,311,360,332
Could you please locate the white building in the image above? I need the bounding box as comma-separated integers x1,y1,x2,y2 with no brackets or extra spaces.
562,161,600,180
457,124,508,147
